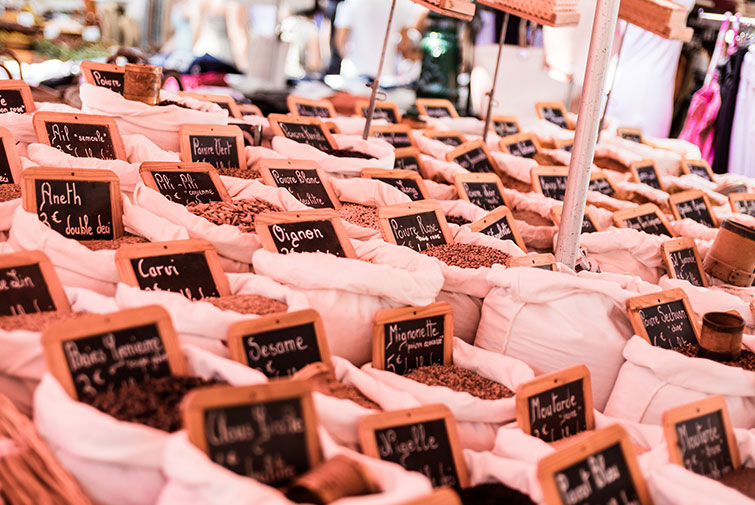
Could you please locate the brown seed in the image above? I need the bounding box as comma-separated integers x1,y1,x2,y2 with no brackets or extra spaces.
419,243,510,269
203,294,288,315
404,364,514,400
186,198,283,233
214,166,262,180
0,184,21,203
675,343,755,372
81,233,149,251
445,215,471,226
0,311,84,332
337,203,379,230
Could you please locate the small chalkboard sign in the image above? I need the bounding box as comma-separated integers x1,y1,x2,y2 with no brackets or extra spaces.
227,309,330,378
183,381,322,487
287,95,336,119
499,133,541,159
662,396,740,480
588,171,616,197
394,147,428,178
531,166,569,201
415,99,459,119
33,112,126,161
446,140,498,174
535,102,570,130
538,425,653,505
80,61,125,95
115,239,231,301
517,365,594,443
359,404,468,489
378,201,453,252
41,305,188,400
238,103,263,116
509,253,557,271
670,190,717,228
613,203,676,237
630,160,664,191
22,167,124,241
178,92,243,119
617,127,644,144
469,206,527,252
454,173,508,211
660,238,707,287
256,209,357,258
140,162,230,206
268,114,337,153
356,100,401,124
681,159,715,182
491,115,521,137
423,130,467,147
362,168,429,202
550,205,600,234
259,159,340,209
179,124,246,171
0,127,23,184
372,302,453,375
626,288,700,350
729,193,755,217
0,250,71,316
0,80,35,114
370,125,416,149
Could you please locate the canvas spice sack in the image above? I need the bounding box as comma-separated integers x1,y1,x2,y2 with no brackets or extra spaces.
601,135,685,176
270,136,393,178
577,228,668,284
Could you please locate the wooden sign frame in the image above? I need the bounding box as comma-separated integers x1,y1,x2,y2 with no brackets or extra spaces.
80,61,125,93
178,92,243,119
612,203,677,237
415,98,459,119
660,237,708,287
393,147,430,179
626,288,700,347
617,127,644,144
490,115,521,137
412,0,475,21
355,100,401,124
33,112,127,161
370,124,417,149
680,159,716,182
530,166,569,197
498,132,542,158
259,159,341,210
268,114,338,152
454,172,509,208
445,140,500,174
377,200,454,248
238,103,263,116
21,166,125,239
669,189,718,227
729,192,755,215
324,121,341,134
0,126,23,184
255,209,357,259
509,253,556,271
0,80,36,114
469,206,527,252
554,138,574,152
358,404,469,489
286,95,336,119
537,424,653,505
630,160,665,191
362,168,430,200
0,250,71,314
41,305,188,400
139,161,232,204
423,130,467,147
589,169,618,196
372,302,454,372
535,101,572,129
550,205,601,233
178,124,246,169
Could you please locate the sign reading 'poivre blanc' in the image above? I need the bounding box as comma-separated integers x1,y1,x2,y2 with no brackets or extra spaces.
260,160,340,210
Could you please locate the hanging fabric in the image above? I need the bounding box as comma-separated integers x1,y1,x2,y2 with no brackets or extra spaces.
728,45,755,177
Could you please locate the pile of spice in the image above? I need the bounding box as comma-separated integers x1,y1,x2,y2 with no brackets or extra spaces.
337,203,379,230
81,233,149,251
459,483,536,505
0,184,21,203
204,294,288,316
297,364,380,410
674,344,755,372
404,364,514,400
327,149,375,160
157,99,192,109
0,311,79,332
214,166,261,180
419,243,510,269
186,198,282,233
83,375,220,432
445,215,471,226
719,468,755,499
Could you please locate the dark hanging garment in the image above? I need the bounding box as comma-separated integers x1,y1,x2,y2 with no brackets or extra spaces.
713,47,748,174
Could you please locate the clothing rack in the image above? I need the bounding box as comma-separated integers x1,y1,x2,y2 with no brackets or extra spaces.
698,10,755,26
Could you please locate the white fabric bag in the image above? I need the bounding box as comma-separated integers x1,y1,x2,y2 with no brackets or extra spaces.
578,228,668,284
271,137,393,178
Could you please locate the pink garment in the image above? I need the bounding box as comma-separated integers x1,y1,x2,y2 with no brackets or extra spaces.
679,80,720,163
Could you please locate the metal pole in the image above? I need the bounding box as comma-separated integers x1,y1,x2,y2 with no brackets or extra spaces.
482,12,510,143
362,0,398,140
554,0,621,268
597,23,627,133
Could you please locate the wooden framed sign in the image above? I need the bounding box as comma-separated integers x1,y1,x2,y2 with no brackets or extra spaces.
469,206,527,252
454,173,508,211
550,205,600,234
80,61,125,94
626,288,700,350
259,159,340,209
287,95,335,119
613,203,676,237
0,250,71,316
362,168,429,202
729,193,755,217
499,133,541,159
33,112,126,161
227,309,331,378
617,127,644,144
178,92,243,119
630,160,664,191
0,80,35,114
0,126,23,184
356,100,401,124
115,239,231,301
359,404,469,489
179,124,245,170
256,209,356,258
268,114,337,153
41,305,188,400
661,238,707,287
531,166,569,201
238,103,263,116
378,201,453,252
22,167,124,240
516,365,594,443
372,302,453,375
537,424,652,505
535,101,570,130
423,130,467,148
509,253,557,271
555,138,574,153
588,170,616,197
324,121,340,134
415,98,459,119
183,380,322,487
370,124,416,149
662,396,740,479
681,159,715,182
139,161,231,205
393,147,428,178
491,115,521,137
446,140,498,174
669,190,717,228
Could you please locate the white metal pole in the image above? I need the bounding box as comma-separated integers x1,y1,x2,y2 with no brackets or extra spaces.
362,0,398,140
554,0,621,268
482,12,510,143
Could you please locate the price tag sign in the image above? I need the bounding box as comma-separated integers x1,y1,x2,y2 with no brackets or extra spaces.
359,404,469,489
681,159,715,182
509,253,556,271
370,124,416,149
729,193,755,217
454,173,508,211
669,190,717,228
378,201,453,252
630,160,664,191
423,130,467,148
662,396,740,480
550,205,600,234
469,206,527,252
372,302,453,375
269,114,337,153
531,166,569,201
260,159,340,209
0,126,22,184
115,239,231,301
41,305,188,399
178,92,243,119
661,238,707,287
179,124,245,171
491,115,521,137
516,365,594,443
0,250,71,316
183,381,322,487
22,167,124,241
588,171,616,197
33,112,126,160
617,127,643,144
140,162,230,206
499,133,541,159
80,61,125,94
446,140,498,174
535,102,570,129
362,168,429,201
555,138,574,153
0,80,35,114
613,203,676,237
287,95,335,119
394,147,428,178
626,288,700,350
415,99,459,119
356,100,401,124
256,209,357,258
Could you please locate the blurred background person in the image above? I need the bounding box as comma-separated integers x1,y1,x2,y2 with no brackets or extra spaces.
190,0,249,72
